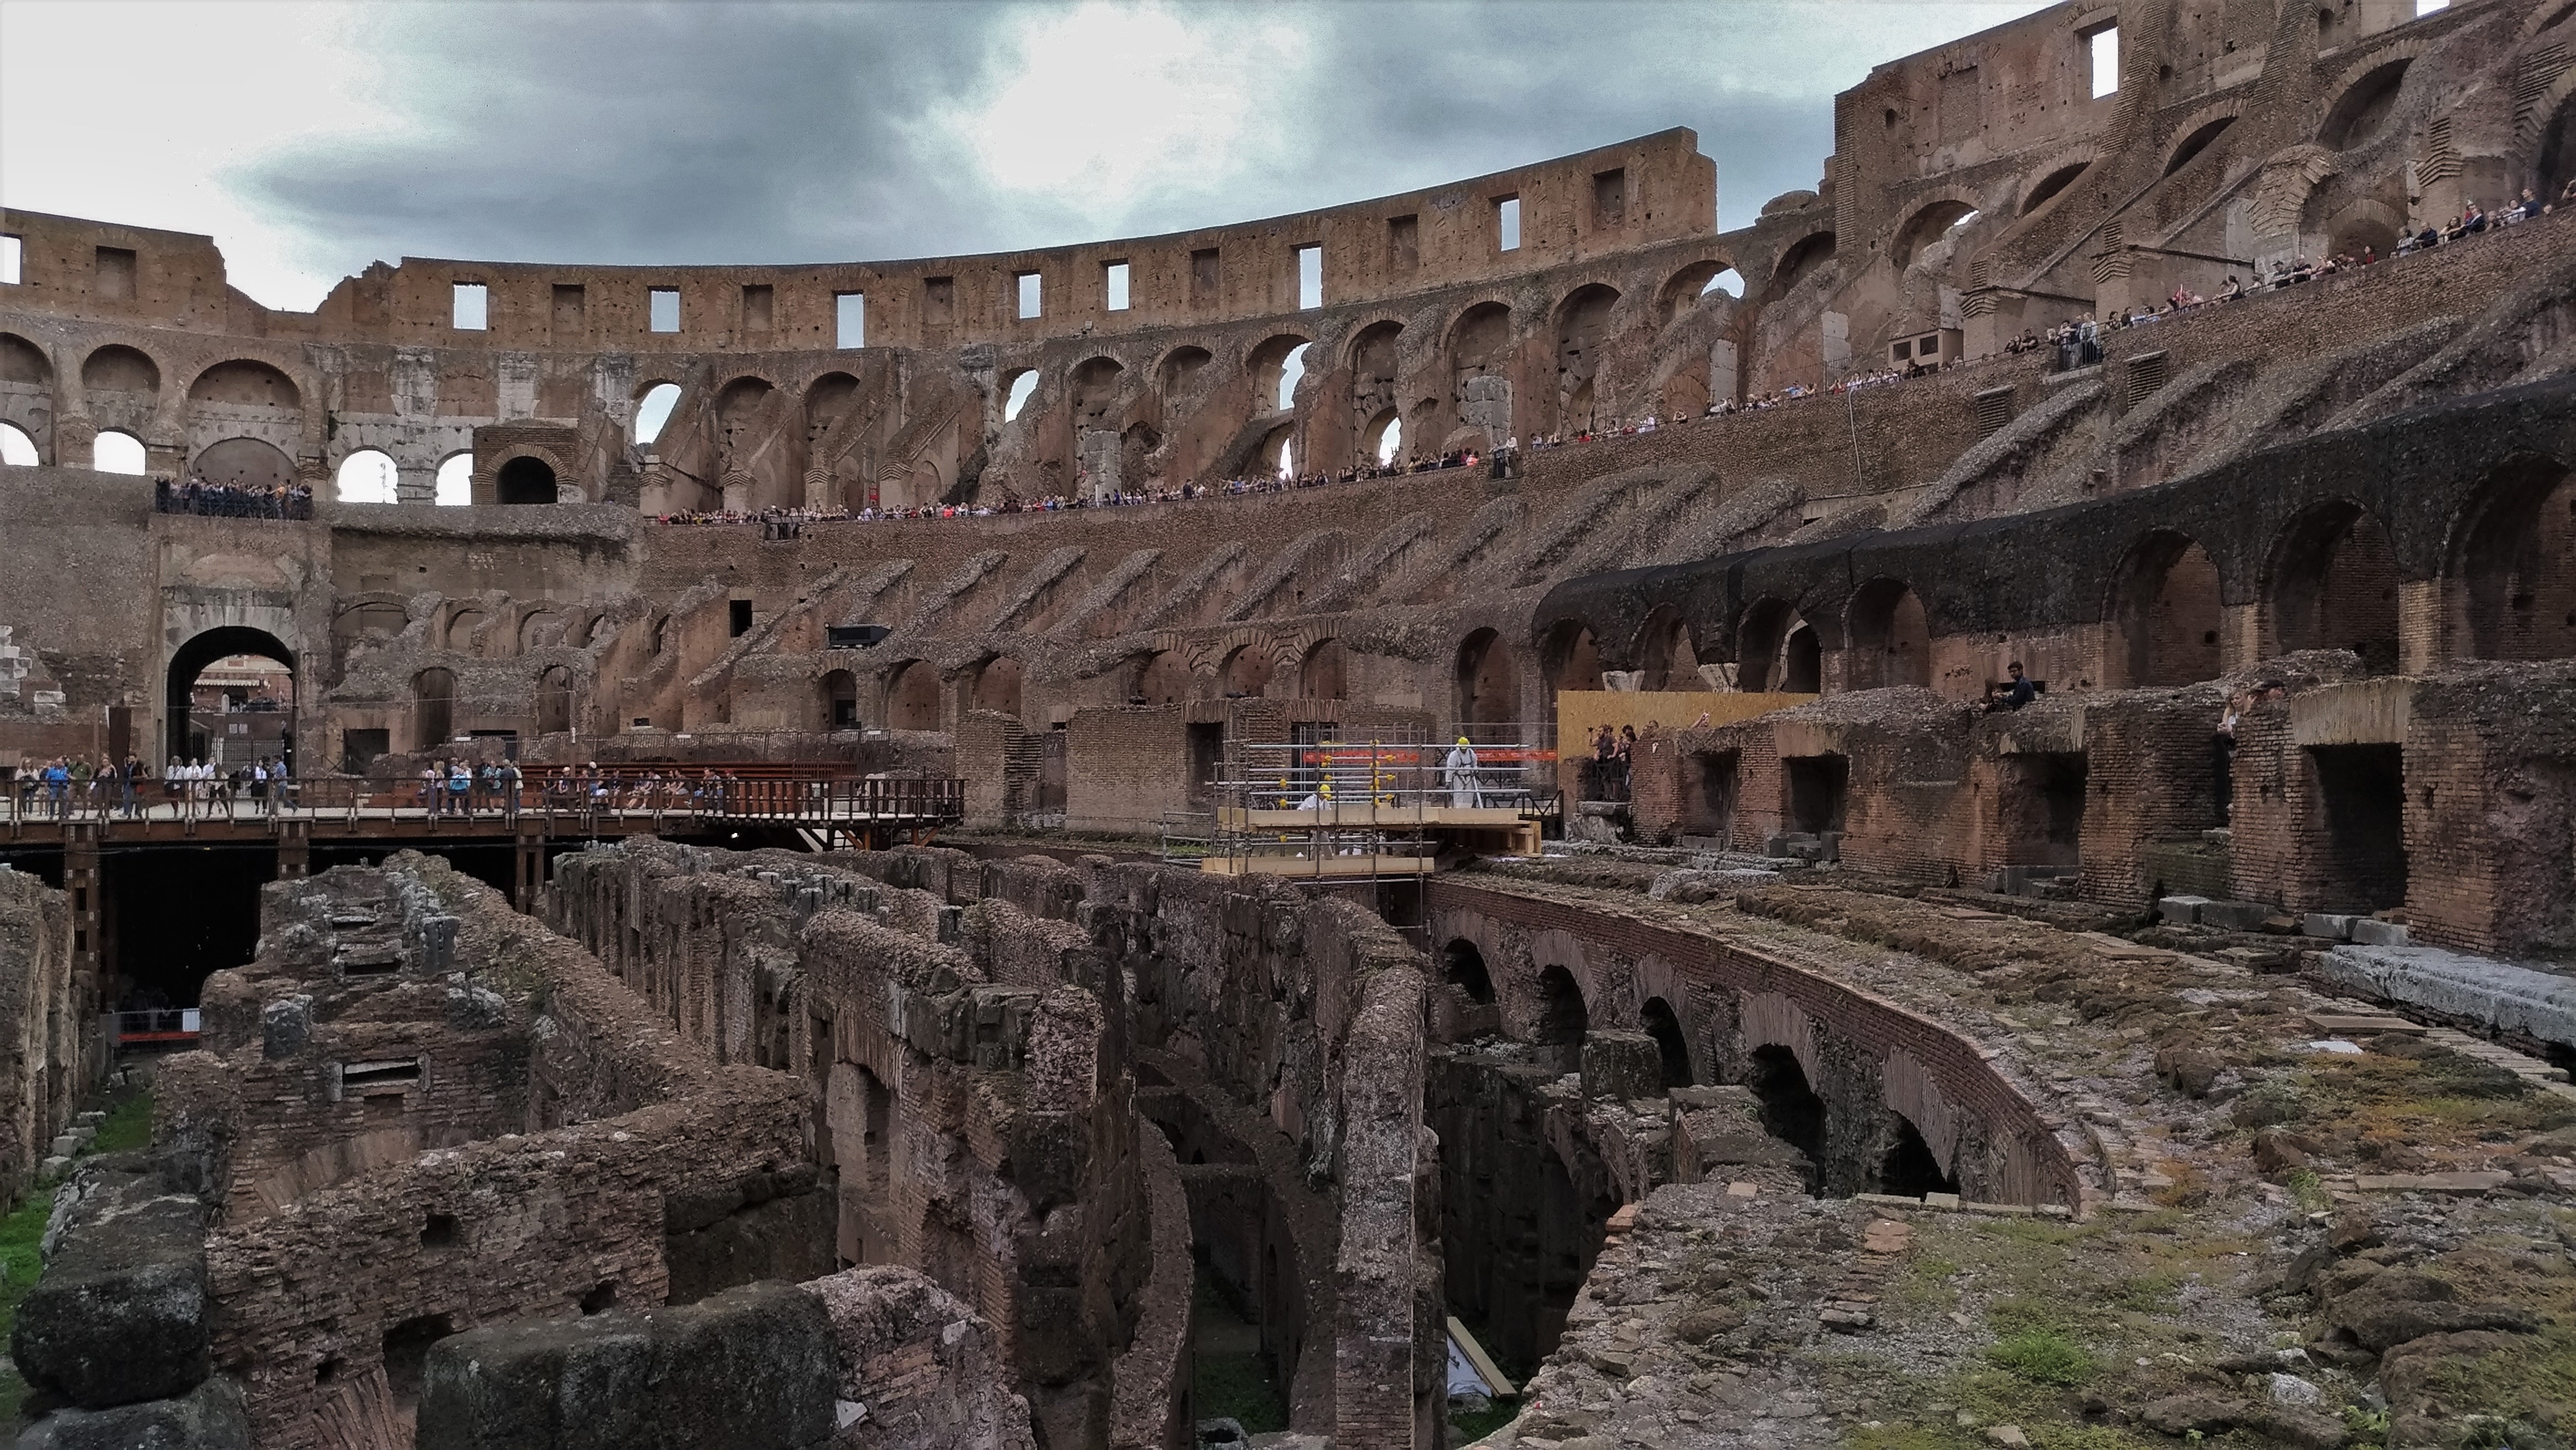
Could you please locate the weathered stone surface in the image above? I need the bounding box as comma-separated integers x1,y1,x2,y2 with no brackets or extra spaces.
15,1374,250,1450
417,1282,837,1450
10,1158,211,1411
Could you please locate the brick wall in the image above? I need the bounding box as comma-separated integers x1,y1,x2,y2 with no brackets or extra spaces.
0,867,87,1204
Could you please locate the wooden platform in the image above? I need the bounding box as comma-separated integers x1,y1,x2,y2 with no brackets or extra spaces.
1198,854,1438,878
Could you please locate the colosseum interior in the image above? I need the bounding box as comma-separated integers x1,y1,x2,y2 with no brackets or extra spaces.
3,1,2576,1446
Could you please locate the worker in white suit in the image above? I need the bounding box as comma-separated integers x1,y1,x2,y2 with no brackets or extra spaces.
1443,737,1482,809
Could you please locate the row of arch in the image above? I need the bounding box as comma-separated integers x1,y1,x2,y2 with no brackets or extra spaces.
1439,938,1960,1199
1544,461,2575,695
0,339,304,409
0,428,558,508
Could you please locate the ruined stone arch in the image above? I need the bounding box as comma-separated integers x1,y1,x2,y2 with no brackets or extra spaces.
442,604,491,655
881,658,942,731
2520,0,2576,42
2103,529,2224,687
184,357,303,410
2522,66,2576,195
2262,498,2402,670
1736,598,1815,693
1632,604,1702,691
1651,257,1741,324
2160,105,2242,178
963,654,1024,719
2317,48,2420,152
2443,452,2576,661
80,343,161,395
1243,335,1311,416
517,608,567,652
2017,154,2094,216
1889,193,1983,267
1153,345,1213,398
1130,646,1194,706
1296,636,1347,700
1551,283,1623,433
1845,578,1930,690
804,371,860,429
0,332,53,386
1763,231,1838,302
1454,625,1518,727
1538,617,1604,693
2250,145,2345,240
1067,356,1127,429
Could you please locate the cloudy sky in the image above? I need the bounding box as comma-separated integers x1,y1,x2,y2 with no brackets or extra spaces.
1,0,2051,312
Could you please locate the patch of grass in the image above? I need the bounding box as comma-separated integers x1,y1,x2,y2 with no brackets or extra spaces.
1447,1399,1519,1443
1192,1350,1287,1434
0,1183,55,1426
1986,1328,2098,1387
2284,1168,2331,1214
88,1093,152,1154
2108,1271,2181,1313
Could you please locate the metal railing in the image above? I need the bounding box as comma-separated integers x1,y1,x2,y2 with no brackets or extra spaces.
111,1008,201,1048
1,770,964,833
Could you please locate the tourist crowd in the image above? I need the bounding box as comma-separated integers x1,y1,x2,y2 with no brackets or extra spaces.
7,753,298,819
154,476,315,520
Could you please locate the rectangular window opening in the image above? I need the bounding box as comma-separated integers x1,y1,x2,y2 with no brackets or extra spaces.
1016,271,1042,320
1104,261,1130,312
924,276,955,327
835,291,866,348
1497,195,1522,251
741,283,773,333
95,247,136,302
1190,247,1220,305
1387,214,1419,272
1592,169,1628,228
341,1058,423,1092
729,599,754,636
648,287,681,333
451,282,489,331
1295,244,1322,310
0,235,21,286
2088,24,2120,98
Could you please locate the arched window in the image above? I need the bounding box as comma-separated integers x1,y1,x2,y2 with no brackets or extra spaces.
1701,268,1743,298
336,449,398,503
94,430,147,474
0,422,35,467
1372,412,1403,466
1276,434,1295,480
633,382,682,445
496,456,557,505
1642,997,1693,1088
1003,370,1039,422
435,454,474,506
1442,940,1494,1003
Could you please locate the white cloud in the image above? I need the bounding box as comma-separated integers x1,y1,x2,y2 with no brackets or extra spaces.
0,0,403,307
922,1,1316,235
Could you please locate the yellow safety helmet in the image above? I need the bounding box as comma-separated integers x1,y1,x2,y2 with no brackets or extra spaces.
1456,737,1470,746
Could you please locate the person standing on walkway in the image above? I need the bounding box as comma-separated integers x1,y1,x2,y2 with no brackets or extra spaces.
1443,737,1482,809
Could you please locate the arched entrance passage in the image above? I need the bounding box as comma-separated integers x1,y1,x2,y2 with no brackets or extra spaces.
2266,501,2401,672
968,656,1022,718
496,456,558,505
1221,645,1273,699
1534,965,1587,1047
166,627,295,770
1541,620,1603,693
2452,456,2576,661
2107,532,2224,687
1846,579,1930,689
1442,940,1494,1004
1455,628,1516,728
1133,650,1190,706
1744,1044,1825,1189
884,660,941,731
1636,607,1700,691
1641,996,1692,1088
1879,1113,1960,1197
1299,638,1347,701
821,669,859,730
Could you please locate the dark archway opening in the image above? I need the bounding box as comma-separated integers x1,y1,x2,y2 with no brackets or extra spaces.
2309,744,2408,913
2109,532,2223,687
1785,754,1848,836
822,669,859,730
2164,116,2235,177
1783,625,1822,693
537,666,573,736
1534,965,1587,1047
166,626,295,772
2268,502,2401,673
1642,997,1692,1088
1454,628,1515,729
1879,1116,1961,1197
1443,940,1495,1003
2454,457,2576,661
1744,1045,1827,1189
496,455,557,505
105,847,276,1012
1847,579,1930,689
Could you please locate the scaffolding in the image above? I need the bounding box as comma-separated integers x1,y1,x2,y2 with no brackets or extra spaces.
1185,728,1554,879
